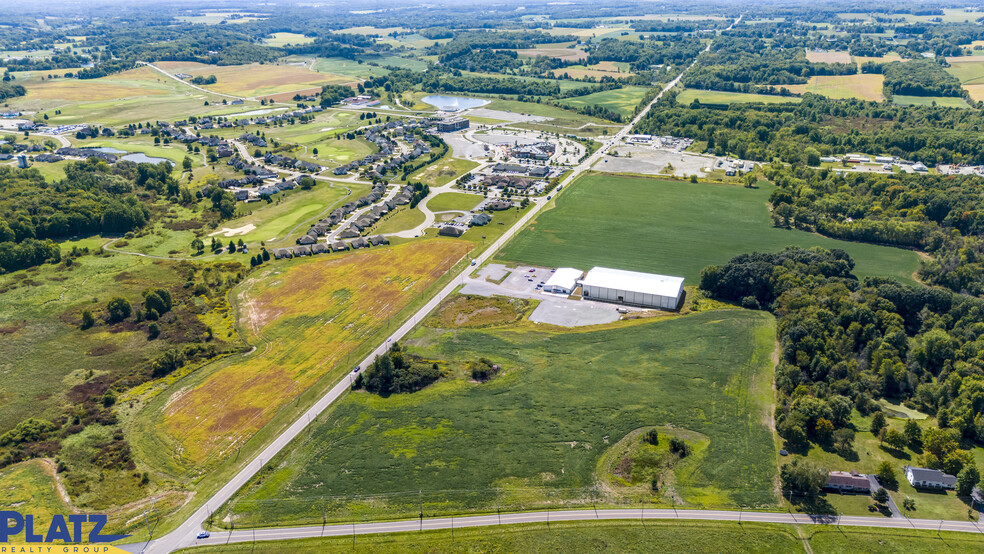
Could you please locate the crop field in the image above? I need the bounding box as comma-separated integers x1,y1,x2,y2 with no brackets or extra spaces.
498,174,921,285
8,66,244,126
153,61,354,98
805,50,852,63
138,240,473,469
263,33,315,47
515,44,587,62
309,57,391,80
892,95,971,108
676,89,801,105
357,54,429,71
411,158,479,186
551,61,634,80
426,192,483,213
963,85,984,103
796,74,886,101
560,86,650,117
175,12,267,25
224,309,778,526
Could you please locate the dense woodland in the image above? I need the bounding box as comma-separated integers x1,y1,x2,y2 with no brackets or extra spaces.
637,93,984,165
702,248,984,474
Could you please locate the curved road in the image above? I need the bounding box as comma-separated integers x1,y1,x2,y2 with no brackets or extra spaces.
135,17,740,554
188,507,984,548
137,61,247,101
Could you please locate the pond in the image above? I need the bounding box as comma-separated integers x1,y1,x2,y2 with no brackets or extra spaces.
421,95,489,111
122,153,170,164
226,107,287,117
89,146,127,154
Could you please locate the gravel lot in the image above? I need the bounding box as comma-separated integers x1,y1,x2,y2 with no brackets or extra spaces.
594,146,713,177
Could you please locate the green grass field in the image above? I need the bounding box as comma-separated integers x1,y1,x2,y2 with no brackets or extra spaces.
677,89,802,105
372,206,427,235
560,86,650,117
891,95,971,108
497,174,921,285
798,74,886,101
426,192,483,213
263,33,315,47
223,308,778,526
308,57,391,80
411,158,479,186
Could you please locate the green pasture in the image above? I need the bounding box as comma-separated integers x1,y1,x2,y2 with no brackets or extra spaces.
308,57,391,80
676,89,802,105
411,158,479,186
560,86,651,117
891,95,971,108
372,206,426,235
497,174,921,285
263,33,315,48
224,309,778,526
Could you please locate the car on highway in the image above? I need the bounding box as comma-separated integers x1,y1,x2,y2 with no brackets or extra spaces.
196,531,210,539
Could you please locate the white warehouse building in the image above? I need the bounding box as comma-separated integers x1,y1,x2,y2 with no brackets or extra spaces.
542,267,583,295
579,267,685,310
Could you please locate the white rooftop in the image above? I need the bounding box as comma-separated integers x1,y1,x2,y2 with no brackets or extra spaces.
580,267,684,298
544,267,583,289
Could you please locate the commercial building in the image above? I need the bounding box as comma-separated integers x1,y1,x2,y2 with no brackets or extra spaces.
542,267,583,295
579,267,684,309
437,117,469,132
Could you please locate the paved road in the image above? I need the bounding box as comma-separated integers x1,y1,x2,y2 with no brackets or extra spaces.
185,507,984,549
134,19,735,554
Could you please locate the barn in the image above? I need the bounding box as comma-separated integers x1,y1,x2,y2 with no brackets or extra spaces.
542,267,583,295
579,267,684,310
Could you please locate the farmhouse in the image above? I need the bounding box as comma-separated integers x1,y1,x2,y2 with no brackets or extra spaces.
905,466,957,489
579,267,684,310
542,267,583,295
437,117,469,132
825,471,870,493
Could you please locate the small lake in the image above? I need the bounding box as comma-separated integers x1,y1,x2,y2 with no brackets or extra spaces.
89,146,127,154
122,153,170,164
421,95,489,111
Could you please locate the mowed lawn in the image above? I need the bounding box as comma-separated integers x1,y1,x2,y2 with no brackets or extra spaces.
497,174,921,285
676,89,801,105
560,86,651,117
136,240,473,470
225,309,779,526
426,192,483,212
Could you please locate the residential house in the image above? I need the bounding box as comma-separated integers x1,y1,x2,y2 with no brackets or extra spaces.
825,471,870,493
905,466,957,489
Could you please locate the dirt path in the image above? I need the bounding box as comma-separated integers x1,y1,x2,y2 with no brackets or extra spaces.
40,458,78,513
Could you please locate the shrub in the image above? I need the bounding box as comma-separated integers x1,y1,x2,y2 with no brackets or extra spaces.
80,309,95,330
643,429,659,445
0,418,56,446
669,437,690,457
106,297,131,323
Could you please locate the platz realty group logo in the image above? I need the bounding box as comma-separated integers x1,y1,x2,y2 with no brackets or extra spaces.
1,511,130,553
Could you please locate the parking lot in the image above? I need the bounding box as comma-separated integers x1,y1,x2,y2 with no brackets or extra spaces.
460,264,632,327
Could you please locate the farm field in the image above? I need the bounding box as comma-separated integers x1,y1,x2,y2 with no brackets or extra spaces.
892,95,971,108
945,59,984,86
175,12,267,25
411,157,479,186
515,44,587,62
426,192,483,213
805,50,852,63
309,57,391,80
676,89,801,105
7,66,250,125
263,33,315,47
153,61,354,98
853,53,905,65
459,71,589,92
550,61,634,79
223,308,778,526
130,240,473,474
357,54,429,71
796,74,885,101
485,98,614,130
559,86,649,117
497,174,921,285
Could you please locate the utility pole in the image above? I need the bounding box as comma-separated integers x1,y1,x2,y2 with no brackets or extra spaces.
419,490,423,531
